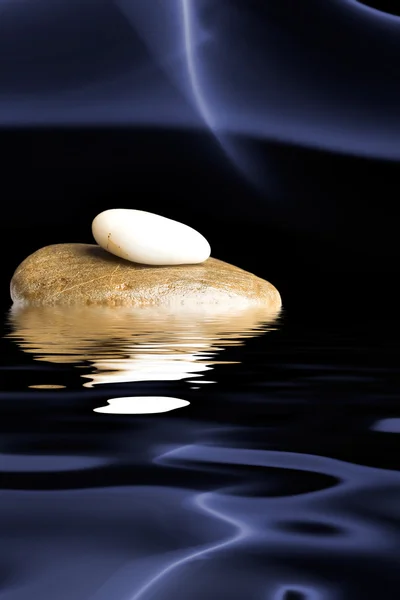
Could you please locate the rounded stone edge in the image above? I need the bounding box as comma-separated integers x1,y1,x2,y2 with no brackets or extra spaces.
9,243,283,310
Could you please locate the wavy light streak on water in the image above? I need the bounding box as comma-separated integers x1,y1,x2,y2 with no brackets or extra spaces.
126,487,249,600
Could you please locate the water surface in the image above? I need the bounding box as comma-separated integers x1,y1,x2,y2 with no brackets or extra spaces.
1,284,400,600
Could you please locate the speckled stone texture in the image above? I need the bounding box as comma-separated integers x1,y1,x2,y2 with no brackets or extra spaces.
10,243,282,309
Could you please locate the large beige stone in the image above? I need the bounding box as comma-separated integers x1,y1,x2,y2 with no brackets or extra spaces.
10,243,281,309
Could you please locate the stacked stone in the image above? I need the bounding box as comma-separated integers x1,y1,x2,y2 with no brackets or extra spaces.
10,209,281,309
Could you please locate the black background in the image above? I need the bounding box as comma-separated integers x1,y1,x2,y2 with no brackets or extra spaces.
0,126,398,317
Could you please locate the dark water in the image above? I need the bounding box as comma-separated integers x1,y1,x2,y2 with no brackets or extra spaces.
1,273,400,600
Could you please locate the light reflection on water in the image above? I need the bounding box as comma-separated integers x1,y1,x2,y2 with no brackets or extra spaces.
7,303,280,389
93,396,190,414
4,300,400,599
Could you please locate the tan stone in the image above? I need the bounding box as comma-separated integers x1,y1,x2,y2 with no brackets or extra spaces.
10,243,281,309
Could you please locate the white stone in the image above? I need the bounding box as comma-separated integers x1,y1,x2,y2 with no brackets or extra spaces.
92,209,211,265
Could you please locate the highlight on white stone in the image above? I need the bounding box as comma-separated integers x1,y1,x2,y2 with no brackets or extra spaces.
92,208,211,265
93,396,190,414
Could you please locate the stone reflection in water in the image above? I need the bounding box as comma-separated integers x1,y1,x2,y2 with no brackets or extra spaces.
94,396,190,414
7,303,281,387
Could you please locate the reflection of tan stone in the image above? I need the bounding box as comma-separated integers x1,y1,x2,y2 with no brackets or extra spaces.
10,243,281,308
7,304,281,387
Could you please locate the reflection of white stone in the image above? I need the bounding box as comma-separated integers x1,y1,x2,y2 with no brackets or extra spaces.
8,304,280,388
84,353,212,387
94,396,189,414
